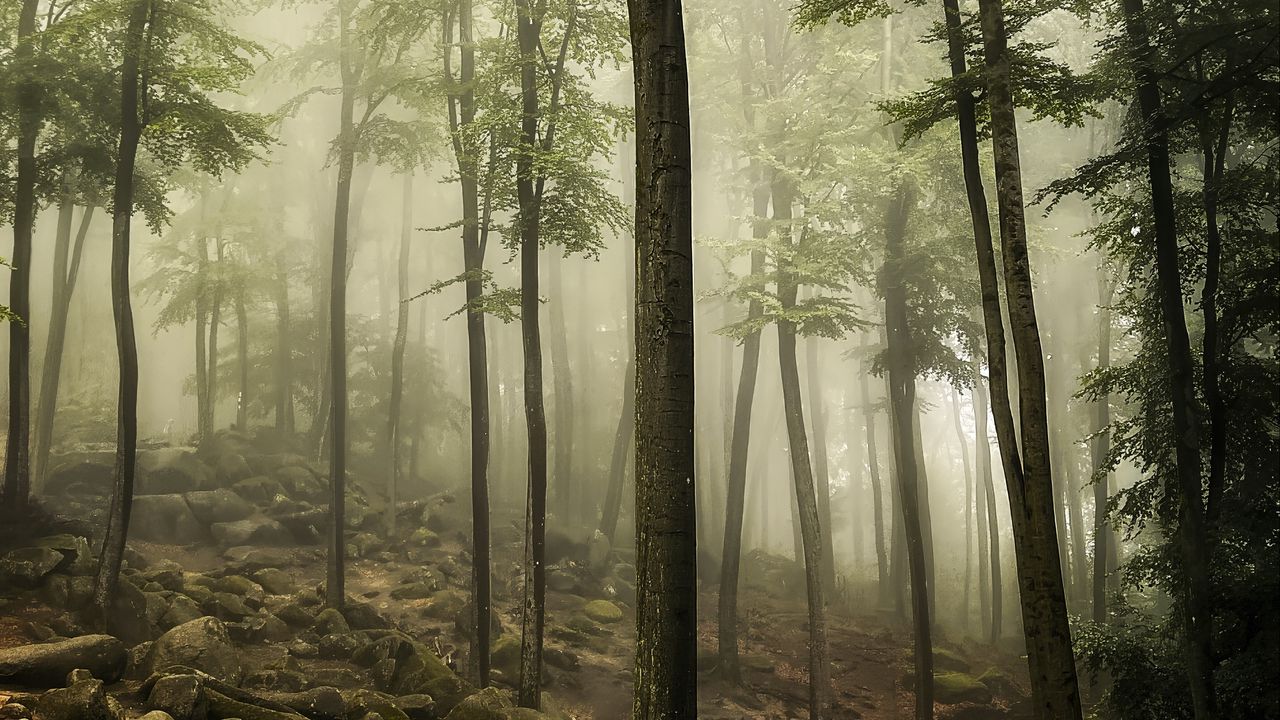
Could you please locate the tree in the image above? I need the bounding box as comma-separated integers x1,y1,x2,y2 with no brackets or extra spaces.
386,172,413,534
626,0,697,714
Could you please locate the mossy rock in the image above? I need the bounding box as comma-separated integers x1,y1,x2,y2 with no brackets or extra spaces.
409,528,441,548
422,590,467,621
934,647,971,672
491,635,521,677
443,687,512,720
581,600,622,624
977,667,1024,698
343,688,411,720
206,688,306,720
934,672,993,705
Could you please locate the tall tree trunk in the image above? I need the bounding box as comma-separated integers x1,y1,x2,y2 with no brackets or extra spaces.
773,175,831,719
447,0,493,684
205,240,223,440
860,338,890,607
387,173,413,534
884,178,933,720
910,399,936,621
805,318,837,595
92,0,147,629
1090,273,1113,625
717,160,768,681
3,0,40,513
953,388,975,627
325,0,357,611
1118,3,1216,714
235,289,249,431
973,357,1004,644
196,238,209,444
548,254,573,519
34,194,94,490
273,260,294,434
598,154,636,542
977,0,1083,715
627,0,697,712
514,0,549,705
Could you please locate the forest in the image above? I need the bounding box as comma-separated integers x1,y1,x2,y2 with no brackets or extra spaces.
0,0,1275,718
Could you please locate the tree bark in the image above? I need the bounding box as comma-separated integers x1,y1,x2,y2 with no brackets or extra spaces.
973,360,1003,644
883,178,933,720
1118,2,1217,714
34,193,94,490
627,0,697,712
977,0,1083,716
91,0,147,629
205,240,223,440
805,315,836,595
1090,273,1113,625
859,337,890,608
548,253,574,519
387,173,413,535
952,387,975,627
3,0,41,513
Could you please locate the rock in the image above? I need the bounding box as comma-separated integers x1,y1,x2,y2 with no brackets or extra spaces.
213,575,266,602
407,529,440,548
137,712,175,720
543,529,584,566
247,614,292,644
144,560,187,591
32,678,114,720
942,704,1009,720
147,673,207,720
234,476,284,505
392,695,436,720
389,583,434,601
274,603,315,628
318,633,363,660
161,595,204,629
30,535,94,576
251,569,296,596
210,592,255,620
543,648,577,671
286,640,317,659
581,600,622,624
491,636,521,678
347,533,384,558
586,530,611,575
273,466,324,502
343,602,390,631
137,449,213,495
183,489,254,525
422,591,466,621
309,667,367,689
344,690,410,720
243,669,308,694
0,636,126,686
143,617,242,685
214,453,253,486
312,608,350,635
45,459,113,495
934,672,994,705
40,575,94,611
934,647,971,673
0,547,66,590
205,690,305,720
210,518,292,548
442,687,511,720
257,688,345,720
132,494,207,544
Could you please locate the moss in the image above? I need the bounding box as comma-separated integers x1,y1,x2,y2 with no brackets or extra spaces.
581,600,622,624
933,647,971,672
443,687,512,720
933,672,993,705
206,689,306,720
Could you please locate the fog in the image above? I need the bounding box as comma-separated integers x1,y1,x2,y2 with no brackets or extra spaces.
0,0,1274,719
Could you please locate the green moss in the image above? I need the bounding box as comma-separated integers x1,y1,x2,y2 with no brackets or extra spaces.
581,600,622,624
491,635,521,677
933,672,993,705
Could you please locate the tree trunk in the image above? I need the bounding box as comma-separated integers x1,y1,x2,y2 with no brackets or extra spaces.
716,170,766,681
860,337,890,608
3,0,40,513
92,0,147,629
387,173,413,535
953,387,975,627
235,289,249,431
196,238,209,444
1118,2,1216,714
1090,273,1113,625
548,253,573,519
447,0,493,684
977,0,1083,715
273,260,294,434
627,0,697,712
206,240,223,440
883,178,933,720
325,0,357,611
34,194,94,490
805,317,836,595
973,360,1003,643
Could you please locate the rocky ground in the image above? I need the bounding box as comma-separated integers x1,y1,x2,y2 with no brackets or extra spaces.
0,433,1032,719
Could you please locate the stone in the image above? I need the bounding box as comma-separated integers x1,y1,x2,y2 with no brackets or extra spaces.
0,547,66,590
934,647,971,673
273,466,324,502
344,690,410,720
40,575,94,611
214,453,253,487
213,575,266,603
490,636,519,678
247,614,292,644
343,601,390,631
286,640,317,659
138,713,175,720
224,547,294,574
161,595,204,629
407,529,440,548
274,603,315,628
388,583,434,601
210,592,255,620
45,459,113,495
312,608,350,635
210,518,292,548
422,591,466,621
233,476,284,505
137,449,213,495
204,690,303,720
318,633,363,660
242,669,308,694
143,617,242,685
581,600,622,624
309,667,367,689
257,688,345,720
347,533,384,558
32,678,114,720
183,489,254,525
392,695,436,720
0,704,32,720
143,561,186,590
132,494,207,544
30,535,94,576
934,672,994,705
0,636,126,687
252,569,296,596
543,529,584,566
147,673,207,720
442,687,512,720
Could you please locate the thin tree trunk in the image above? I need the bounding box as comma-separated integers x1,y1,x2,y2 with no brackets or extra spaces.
34,195,94,489
1118,3,1217,714
206,240,223,440
910,399,936,622
1090,273,1113,625
953,388,975,627
92,0,147,629
974,357,1003,644
387,173,413,534
196,238,209,444
805,317,837,595
977,0,1084,715
273,260,294,434
627,0,697,712
548,253,573,519
884,177,933,720
3,0,40,513
235,288,249,431
860,337,890,607
325,0,357,611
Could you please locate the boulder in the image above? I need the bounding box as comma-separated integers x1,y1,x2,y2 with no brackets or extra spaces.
32,678,116,720
137,449,213,495
147,673,207,720
0,547,66,590
491,636,519,678
183,490,253,525
934,647,971,673
343,601,390,631
0,636,127,686
212,575,266,603
143,617,242,685
581,600,622,624
161,595,204,629
392,695,436,720
214,453,253,487
442,688,511,720
343,690,410,720
934,672,994,705
132,494,206,544
40,575,94,611
205,690,306,720
273,466,324,502
312,608,350,635
44,459,113,495
209,592,255,620
257,688,346,720
30,535,95,576
233,476,284,505
252,568,296,596
210,518,292,548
